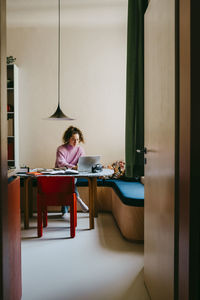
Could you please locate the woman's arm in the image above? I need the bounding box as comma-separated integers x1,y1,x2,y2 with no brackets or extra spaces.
55,149,75,168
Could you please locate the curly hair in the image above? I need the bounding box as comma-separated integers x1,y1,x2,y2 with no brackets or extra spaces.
62,126,84,144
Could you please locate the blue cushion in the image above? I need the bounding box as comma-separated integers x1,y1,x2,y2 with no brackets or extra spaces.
111,180,144,207
76,178,105,187
76,178,144,207
76,178,88,186
8,175,17,184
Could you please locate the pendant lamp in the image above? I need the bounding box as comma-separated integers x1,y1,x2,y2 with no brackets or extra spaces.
49,0,75,120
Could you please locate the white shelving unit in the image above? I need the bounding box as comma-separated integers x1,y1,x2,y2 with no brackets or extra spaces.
7,64,19,170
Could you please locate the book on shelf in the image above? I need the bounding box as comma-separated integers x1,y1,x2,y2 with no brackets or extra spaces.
7,118,14,136
8,141,14,160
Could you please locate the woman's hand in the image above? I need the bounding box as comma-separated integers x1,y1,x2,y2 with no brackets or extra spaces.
72,165,78,170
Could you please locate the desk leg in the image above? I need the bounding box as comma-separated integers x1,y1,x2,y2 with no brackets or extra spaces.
93,178,98,217
88,177,97,229
24,177,30,229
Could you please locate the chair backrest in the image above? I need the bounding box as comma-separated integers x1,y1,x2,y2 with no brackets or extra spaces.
37,176,75,195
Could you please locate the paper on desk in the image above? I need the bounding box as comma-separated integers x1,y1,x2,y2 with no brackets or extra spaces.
41,169,79,175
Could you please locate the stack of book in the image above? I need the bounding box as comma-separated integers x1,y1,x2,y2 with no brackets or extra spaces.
28,168,79,175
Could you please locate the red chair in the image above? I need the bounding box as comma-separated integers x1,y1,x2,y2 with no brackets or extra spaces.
37,176,77,238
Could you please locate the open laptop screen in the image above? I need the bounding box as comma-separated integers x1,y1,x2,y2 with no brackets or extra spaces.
78,156,100,172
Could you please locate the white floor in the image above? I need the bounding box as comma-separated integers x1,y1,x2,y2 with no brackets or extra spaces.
21,212,150,300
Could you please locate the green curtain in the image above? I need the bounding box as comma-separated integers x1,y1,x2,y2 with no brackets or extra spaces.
125,0,148,178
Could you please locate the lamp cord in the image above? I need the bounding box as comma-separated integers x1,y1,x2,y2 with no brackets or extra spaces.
58,0,60,106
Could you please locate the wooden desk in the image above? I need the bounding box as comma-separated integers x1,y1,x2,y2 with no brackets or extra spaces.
19,169,113,230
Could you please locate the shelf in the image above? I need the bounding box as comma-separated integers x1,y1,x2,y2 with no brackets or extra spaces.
7,64,19,169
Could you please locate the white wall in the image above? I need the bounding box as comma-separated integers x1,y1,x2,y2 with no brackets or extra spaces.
7,1,127,169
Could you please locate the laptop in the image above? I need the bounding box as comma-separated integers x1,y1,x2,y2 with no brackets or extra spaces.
78,155,101,172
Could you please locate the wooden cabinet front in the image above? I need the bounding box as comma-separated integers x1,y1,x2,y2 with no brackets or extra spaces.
8,176,22,300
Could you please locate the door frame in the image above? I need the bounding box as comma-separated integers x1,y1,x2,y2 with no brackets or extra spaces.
0,0,10,299
178,1,200,300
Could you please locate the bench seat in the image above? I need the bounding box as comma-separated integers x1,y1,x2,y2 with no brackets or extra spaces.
77,178,144,242
77,178,144,206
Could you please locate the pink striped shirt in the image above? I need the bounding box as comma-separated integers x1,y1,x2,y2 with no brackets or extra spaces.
55,143,85,168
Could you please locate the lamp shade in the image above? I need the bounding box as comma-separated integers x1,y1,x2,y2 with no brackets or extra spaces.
49,104,75,120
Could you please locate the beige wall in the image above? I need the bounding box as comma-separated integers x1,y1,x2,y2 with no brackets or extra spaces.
7,1,127,169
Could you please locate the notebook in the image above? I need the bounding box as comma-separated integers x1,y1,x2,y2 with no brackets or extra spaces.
78,155,101,172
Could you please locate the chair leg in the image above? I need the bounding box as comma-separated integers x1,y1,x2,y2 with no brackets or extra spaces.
70,199,76,238
43,206,48,227
75,195,77,227
37,195,43,237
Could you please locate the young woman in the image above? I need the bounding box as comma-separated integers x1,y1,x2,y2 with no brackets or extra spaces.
55,126,89,217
